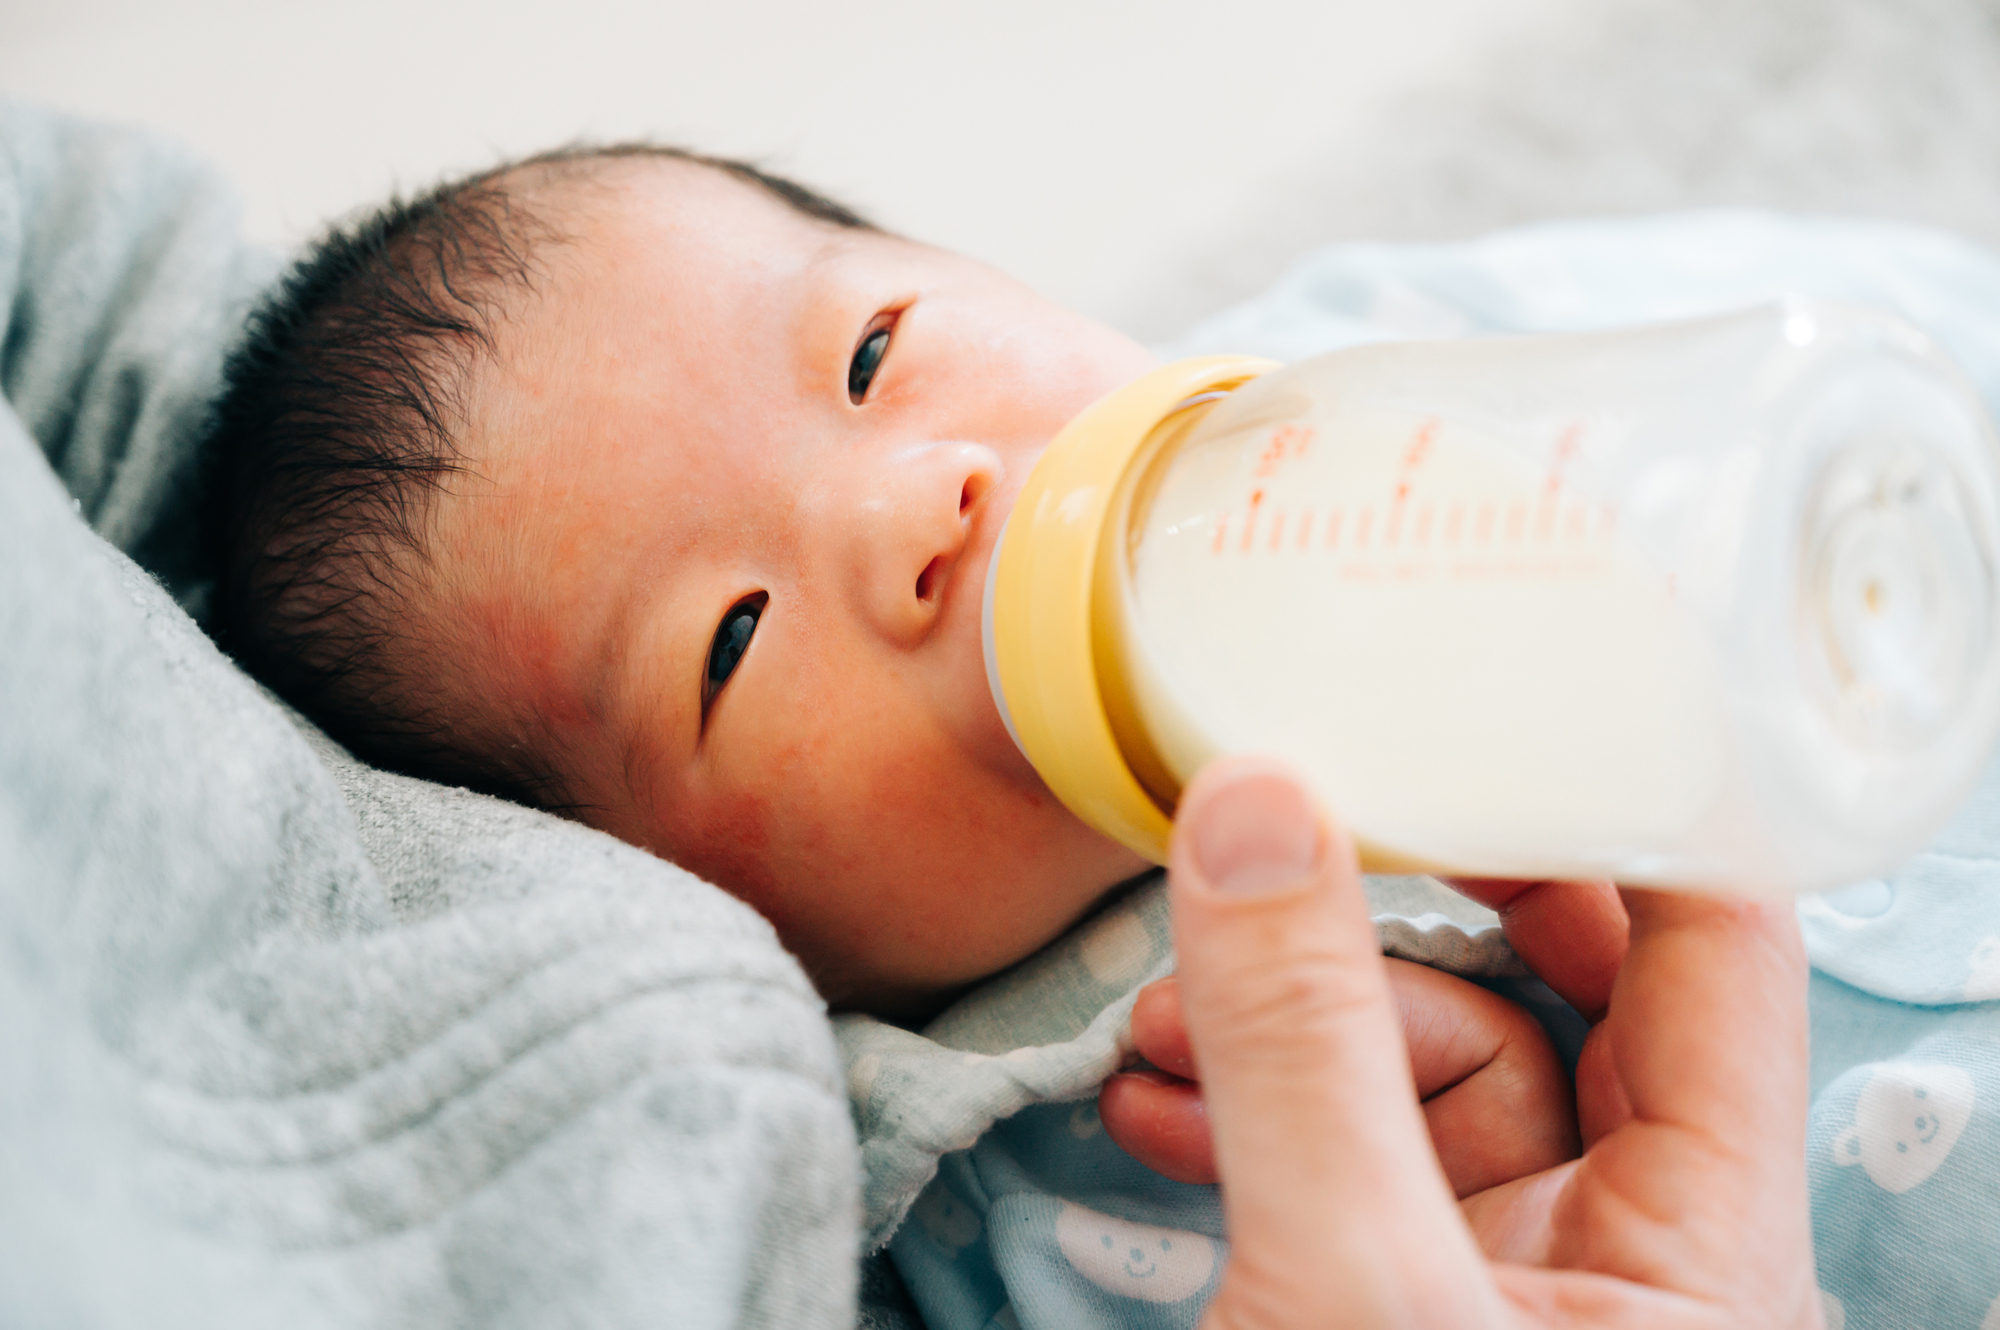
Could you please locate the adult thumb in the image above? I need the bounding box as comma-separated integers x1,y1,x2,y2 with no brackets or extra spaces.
1168,756,1493,1327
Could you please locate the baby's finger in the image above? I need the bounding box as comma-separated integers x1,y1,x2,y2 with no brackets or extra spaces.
1098,1069,1216,1184
1388,960,1580,1197
1127,977,1196,1080
1170,757,1500,1325
1448,876,1627,1020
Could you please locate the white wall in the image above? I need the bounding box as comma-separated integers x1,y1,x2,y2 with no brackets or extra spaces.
0,0,1559,334
13,0,2000,339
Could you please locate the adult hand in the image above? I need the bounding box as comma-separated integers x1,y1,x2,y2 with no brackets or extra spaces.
1106,957,1583,1198
1139,755,1819,1328
1103,872,1624,1195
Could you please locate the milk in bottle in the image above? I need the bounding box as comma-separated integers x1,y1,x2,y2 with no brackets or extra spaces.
984,301,2000,894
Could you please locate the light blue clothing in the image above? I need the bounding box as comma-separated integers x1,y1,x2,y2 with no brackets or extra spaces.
836,211,2000,1330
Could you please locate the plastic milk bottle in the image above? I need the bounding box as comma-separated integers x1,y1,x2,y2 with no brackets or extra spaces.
983,301,2000,894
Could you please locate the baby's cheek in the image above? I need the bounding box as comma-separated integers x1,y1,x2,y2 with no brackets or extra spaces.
456,594,596,733
656,762,865,956
668,787,779,902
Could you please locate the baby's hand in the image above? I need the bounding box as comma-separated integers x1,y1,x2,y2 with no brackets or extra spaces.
1101,963,1579,1198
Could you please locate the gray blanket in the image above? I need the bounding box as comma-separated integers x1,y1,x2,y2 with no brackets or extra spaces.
0,106,863,1328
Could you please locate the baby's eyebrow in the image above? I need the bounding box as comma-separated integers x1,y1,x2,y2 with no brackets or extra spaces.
798,226,893,303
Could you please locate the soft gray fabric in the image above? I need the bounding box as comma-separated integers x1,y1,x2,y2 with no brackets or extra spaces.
0,105,861,1329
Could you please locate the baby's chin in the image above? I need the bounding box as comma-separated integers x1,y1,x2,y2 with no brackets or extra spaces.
934,625,1047,808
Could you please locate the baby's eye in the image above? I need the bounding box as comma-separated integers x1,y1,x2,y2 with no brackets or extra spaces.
848,324,892,404
704,593,767,710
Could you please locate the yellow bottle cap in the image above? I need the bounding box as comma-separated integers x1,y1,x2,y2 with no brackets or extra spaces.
989,355,1280,863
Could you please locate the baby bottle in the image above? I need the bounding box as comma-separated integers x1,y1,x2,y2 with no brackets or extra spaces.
983,300,2000,895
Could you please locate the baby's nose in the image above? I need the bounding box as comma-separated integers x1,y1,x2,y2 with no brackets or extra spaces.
852,442,1002,646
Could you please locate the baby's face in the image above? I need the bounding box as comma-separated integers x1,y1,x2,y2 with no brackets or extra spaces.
437,160,1156,1012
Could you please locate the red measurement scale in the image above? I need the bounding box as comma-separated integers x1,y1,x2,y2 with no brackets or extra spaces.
1207,417,1618,577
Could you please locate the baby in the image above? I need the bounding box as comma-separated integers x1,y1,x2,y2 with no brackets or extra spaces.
207,145,1577,1324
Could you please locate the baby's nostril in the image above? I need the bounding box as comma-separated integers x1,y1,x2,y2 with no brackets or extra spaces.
916,556,943,603
960,468,996,515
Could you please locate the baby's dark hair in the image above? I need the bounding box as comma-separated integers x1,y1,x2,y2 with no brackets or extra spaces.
206,143,872,806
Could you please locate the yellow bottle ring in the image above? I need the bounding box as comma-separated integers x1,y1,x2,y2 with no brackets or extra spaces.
990,355,1279,863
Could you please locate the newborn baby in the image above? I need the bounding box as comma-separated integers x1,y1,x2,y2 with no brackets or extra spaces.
208,145,1576,1325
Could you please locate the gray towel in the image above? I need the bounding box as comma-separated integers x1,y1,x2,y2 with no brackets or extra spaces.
0,104,862,1329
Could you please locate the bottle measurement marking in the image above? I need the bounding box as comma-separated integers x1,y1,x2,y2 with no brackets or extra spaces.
1538,424,1582,541
1245,490,1265,552
1207,419,1618,570
1254,423,1313,478
1214,498,1612,552
1383,420,1437,549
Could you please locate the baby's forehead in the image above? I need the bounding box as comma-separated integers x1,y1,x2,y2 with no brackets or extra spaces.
448,145,909,561
436,156,834,643
483,159,869,391
515,151,858,272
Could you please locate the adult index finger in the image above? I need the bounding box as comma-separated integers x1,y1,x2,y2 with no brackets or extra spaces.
1609,889,1809,1146
1447,877,1628,1020
1577,888,1816,1313
1168,757,1502,1327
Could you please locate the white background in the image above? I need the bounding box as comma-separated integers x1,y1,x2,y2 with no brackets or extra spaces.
0,0,1564,332
7,0,2000,340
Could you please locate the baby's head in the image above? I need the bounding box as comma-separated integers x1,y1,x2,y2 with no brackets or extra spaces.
209,146,1155,1013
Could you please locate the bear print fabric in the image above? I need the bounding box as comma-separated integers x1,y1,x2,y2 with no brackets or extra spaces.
842,214,2000,1330
1829,1058,1976,1195
896,1106,1226,1329
1051,1203,1218,1306
1811,1034,2000,1325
